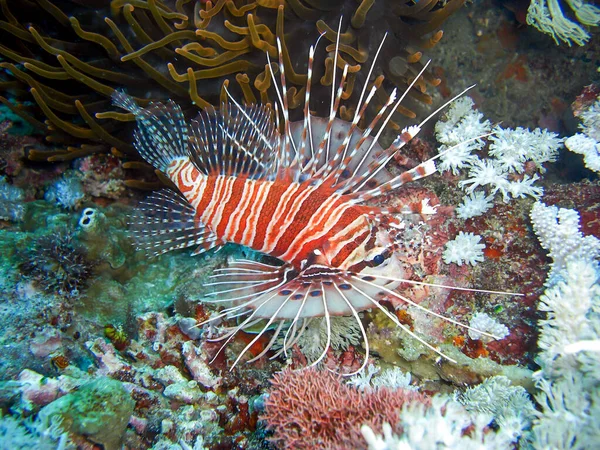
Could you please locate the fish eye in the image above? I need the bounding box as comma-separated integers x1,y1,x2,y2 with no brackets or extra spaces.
372,254,385,266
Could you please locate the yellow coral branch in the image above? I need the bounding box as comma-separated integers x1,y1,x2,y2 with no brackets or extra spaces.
325,43,368,63
236,73,258,104
225,1,257,17
168,60,252,82
37,0,70,27
96,111,135,121
179,42,217,57
0,96,46,131
317,19,356,44
351,0,375,28
29,88,95,139
286,0,321,20
121,30,197,61
248,14,277,56
75,100,136,154
105,16,188,97
199,0,227,19
69,17,120,61
195,29,250,51
187,68,212,109
0,20,35,42
276,6,308,85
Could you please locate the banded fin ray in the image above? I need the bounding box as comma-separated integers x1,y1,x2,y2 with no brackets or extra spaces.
112,91,189,173
288,118,394,187
189,103,280,180
127,188,222,257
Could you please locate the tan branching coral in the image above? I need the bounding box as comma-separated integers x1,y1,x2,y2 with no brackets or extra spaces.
0,0,463,186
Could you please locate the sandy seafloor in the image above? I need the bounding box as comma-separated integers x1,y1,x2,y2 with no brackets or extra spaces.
0,1,599,449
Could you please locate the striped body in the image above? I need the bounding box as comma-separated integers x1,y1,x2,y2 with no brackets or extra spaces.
168,158,372,271
113,23,516,373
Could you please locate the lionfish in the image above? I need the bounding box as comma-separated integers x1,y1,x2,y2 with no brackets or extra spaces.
114,24,516,375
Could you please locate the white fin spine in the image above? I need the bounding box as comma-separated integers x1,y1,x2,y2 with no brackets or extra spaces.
313,63,350,181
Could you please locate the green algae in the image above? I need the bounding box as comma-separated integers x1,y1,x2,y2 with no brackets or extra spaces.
37,378,134,450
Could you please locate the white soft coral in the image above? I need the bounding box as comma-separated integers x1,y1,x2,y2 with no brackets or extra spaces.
435,97,491,176
455,192,494,220
565,97,600,172
527,0,600,46
468,312,510,342
435,97,561,213
443,232,485,266
459,159,509,199
489,127,562,173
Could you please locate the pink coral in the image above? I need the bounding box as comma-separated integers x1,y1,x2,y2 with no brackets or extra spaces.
262,367,428,450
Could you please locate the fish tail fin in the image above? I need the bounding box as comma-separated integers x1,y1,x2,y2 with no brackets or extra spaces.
112,90,189,173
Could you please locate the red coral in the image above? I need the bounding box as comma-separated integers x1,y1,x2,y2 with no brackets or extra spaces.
262,367,428,450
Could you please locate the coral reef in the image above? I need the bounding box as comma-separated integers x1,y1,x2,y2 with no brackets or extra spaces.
0,412,72,450
468,312,509,342
435,96,562,211
0,2,598,449
44,174,86,211
530,202,600,285
361,392,526,449
0,176,25,222
442,231,485,266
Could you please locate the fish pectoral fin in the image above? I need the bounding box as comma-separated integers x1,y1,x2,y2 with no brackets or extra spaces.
127,188,216,258
191,237,225,256
203,259,297,305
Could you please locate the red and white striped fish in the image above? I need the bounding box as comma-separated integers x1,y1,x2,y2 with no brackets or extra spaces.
114,26,516,374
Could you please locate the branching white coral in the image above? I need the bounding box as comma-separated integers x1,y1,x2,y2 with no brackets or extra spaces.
373,367,416,391
529,260,600,449
0,413,73,450
506,174,544,200
527,200,600,449
348,363,380,391
459,159,510,199
361,395,517,450
565,98,600,172
458,376,536,443
527,0,600,46
348,365,416,392
530,202,600,285
435,97,491,176
468,313,509,342
489,127,562,173
442,232,485,266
